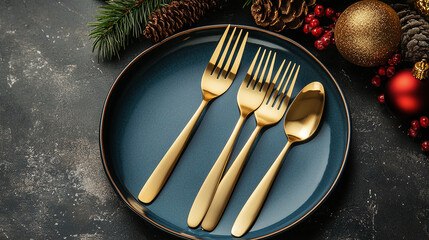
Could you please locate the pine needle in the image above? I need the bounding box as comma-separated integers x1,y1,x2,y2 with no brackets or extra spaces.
88,0,172,60
243,0,255,7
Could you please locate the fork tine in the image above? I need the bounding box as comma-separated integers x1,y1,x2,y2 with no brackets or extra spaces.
278,62,293,91
285,65,300,96
241,48,261,87
281,63,297,94
228,31,248,78
252,50,272,89
265,61,290,97
261,59,285,98
213,27,236,77
271,60,285,86
249,49,266,88
207,25,230,73
220,29,243,79
272,63,296,107
274,64,300,109
267,61,292,106
259,52,276,91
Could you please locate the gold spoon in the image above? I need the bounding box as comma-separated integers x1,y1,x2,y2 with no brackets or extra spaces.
231,81,325,238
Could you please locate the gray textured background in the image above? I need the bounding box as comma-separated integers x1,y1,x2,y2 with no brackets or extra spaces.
0,0,428,239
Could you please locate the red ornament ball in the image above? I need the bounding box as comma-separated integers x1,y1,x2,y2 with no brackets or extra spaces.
385,69,429,120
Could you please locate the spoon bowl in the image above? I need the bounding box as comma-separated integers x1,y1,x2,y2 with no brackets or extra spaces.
284,81,325,143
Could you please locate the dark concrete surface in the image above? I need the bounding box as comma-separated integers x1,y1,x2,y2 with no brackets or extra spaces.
0,0,428,239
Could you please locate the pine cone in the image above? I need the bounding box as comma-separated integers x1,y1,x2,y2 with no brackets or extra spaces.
391,3,429,63
143,0,216,42
251,0,279,28
251,0,315,32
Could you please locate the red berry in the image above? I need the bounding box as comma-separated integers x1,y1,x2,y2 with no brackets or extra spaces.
303,24,312,34
323,31,333,38
329,24,334,29
408,128,419,138
305,13,315,23
310,18,320,28
388,58,394,66
392,53,401,65
411,120,420,131
314,39,326,50
325,7,335,18
378,94,385,103
378,67,386,76
331,37,336,45
422,141,429,152
386,66,395,78
420,116,429,128
336,12,341,18
320,36,330,47
314,5,325,17
371,75,381,87
311,27,324,38
331,16,338,22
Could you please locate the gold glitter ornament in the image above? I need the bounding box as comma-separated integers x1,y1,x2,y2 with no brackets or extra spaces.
335,0,402,67
412,59,429,80
415,0,429,21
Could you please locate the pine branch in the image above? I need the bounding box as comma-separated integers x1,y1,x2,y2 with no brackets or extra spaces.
88,0,172,60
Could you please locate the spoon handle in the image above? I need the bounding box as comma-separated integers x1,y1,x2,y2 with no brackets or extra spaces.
138,99,209,204
201,125,263,231
188,114,246,228
231,141,293,238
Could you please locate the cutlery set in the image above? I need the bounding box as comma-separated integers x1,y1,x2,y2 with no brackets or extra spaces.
138,25,325,237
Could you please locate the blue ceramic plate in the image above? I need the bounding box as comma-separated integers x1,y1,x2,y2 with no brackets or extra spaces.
100,25,350,239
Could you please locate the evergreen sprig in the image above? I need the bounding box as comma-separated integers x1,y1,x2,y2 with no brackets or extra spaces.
88,0,172,60
243,0,254,7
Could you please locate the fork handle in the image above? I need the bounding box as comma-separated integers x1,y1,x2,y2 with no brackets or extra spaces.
201,125,263,231
188,114,247,228
138,99,209,204
231,141,292,237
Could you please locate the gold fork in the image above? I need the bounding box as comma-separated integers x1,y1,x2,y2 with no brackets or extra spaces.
188,48,275,228
201,59,301,231
138,25,249,204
